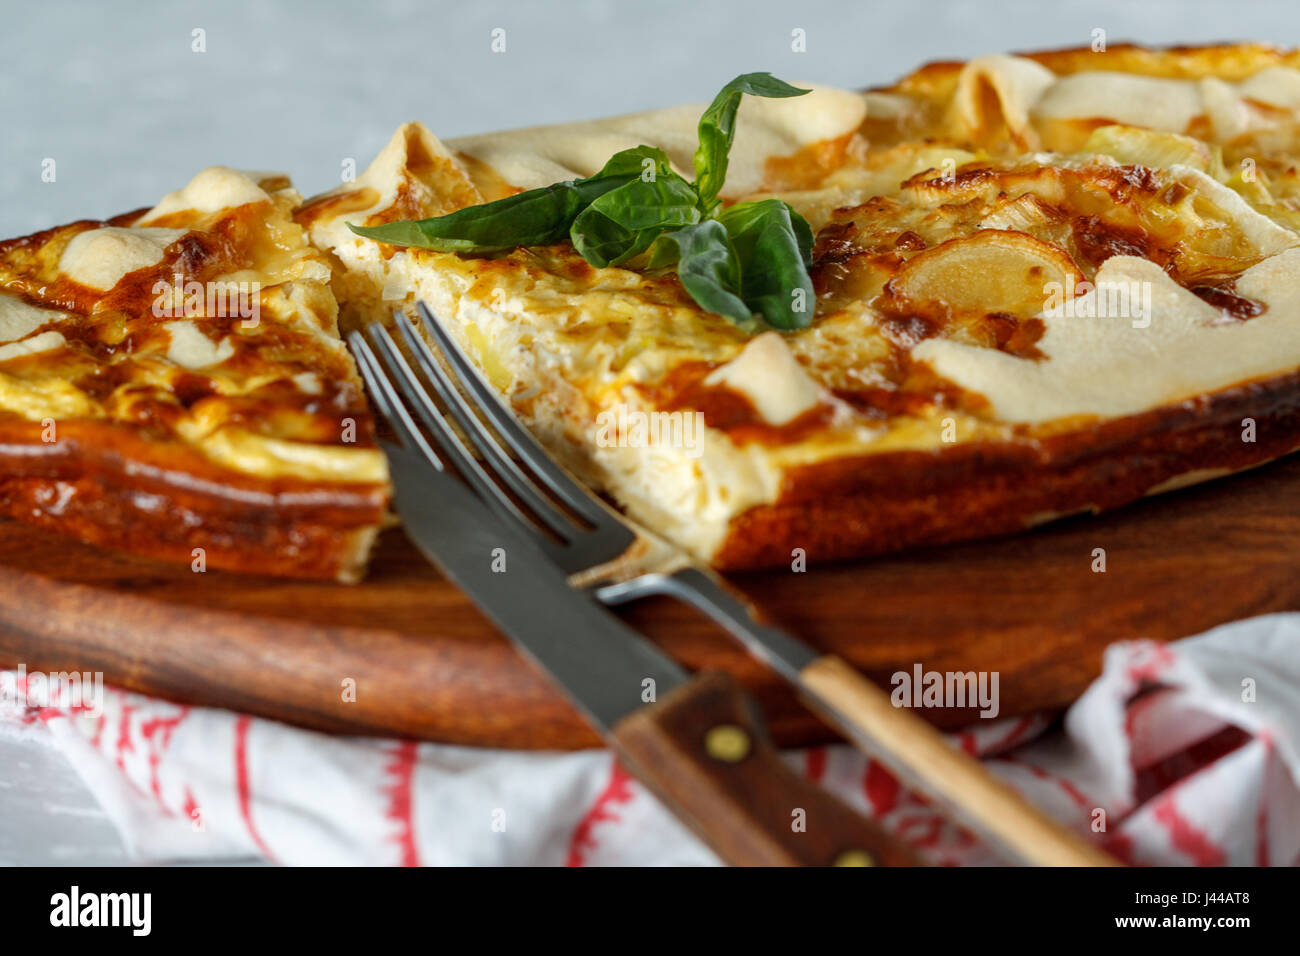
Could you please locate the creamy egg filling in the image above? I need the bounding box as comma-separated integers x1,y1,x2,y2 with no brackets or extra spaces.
302,52,1300,562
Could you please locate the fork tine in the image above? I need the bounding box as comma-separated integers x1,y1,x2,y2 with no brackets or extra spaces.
413,301,608,524
393,311,581,539
364,322,570,549
348,330,443,470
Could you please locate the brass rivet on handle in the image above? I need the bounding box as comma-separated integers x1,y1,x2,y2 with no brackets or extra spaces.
704,724,750,763
834,850,875,867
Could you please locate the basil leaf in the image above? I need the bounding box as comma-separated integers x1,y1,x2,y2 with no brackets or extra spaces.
571,174,701,267
717,199,815,330
693,73,809,212
645,234,682,271
652,221,750,324
593,145,677,182
584,173,701,232
348,174,629,253
570,210,658,267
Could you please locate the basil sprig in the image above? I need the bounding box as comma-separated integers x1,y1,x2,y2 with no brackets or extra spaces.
692,73,809,216
349,73,816,330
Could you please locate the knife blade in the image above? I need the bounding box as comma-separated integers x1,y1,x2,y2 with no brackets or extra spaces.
382,439,918,866
384,440,686,731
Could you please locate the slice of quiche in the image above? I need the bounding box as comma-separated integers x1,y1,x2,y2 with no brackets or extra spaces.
302,43,1300,570
0,168,389,580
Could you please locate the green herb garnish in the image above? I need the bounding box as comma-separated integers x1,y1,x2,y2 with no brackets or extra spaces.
350,73,816,330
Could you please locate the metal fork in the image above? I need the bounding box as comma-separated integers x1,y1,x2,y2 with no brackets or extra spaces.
352,302,1116,867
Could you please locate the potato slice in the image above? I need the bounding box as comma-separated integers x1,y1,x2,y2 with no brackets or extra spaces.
1083,125,1219,174
884,229,1084,318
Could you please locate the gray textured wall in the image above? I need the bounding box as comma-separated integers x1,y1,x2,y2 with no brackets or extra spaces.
3,0,1298,235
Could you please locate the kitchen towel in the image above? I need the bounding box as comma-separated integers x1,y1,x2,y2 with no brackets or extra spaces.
3,612,1297,866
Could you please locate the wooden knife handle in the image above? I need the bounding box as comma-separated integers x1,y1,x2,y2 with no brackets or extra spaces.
609,670,919,867
800,655,1117,866
639,567,1114,866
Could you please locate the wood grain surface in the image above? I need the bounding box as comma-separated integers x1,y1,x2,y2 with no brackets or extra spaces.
0,455,1297,749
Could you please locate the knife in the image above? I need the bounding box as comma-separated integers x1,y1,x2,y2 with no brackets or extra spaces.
382,440,917,866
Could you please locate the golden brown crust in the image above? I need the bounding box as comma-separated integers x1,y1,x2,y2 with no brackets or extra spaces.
1019,42,1300,80
0,417,387,580
883,42,1300,98
713,368,1300,569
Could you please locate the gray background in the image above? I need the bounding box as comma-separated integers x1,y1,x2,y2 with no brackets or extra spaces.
3,0,1300,236
0,0,1297,863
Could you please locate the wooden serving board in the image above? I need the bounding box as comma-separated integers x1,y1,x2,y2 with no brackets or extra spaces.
1,455,1298,749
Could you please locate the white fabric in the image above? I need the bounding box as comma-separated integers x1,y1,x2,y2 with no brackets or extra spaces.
3,613,1298,866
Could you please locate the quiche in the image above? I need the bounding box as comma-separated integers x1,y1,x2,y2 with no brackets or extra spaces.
300,42,1300,571
0,168,389,581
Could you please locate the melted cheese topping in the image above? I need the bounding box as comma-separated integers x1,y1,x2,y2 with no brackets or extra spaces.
0,168,387,489
704,332,823,425
915,252,1300,422
58,226,186,291
162,319,235,369
139,166,273,222
1033,72,1205,129
0,330,66,363
0,296,66,342
951,53,1300,149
